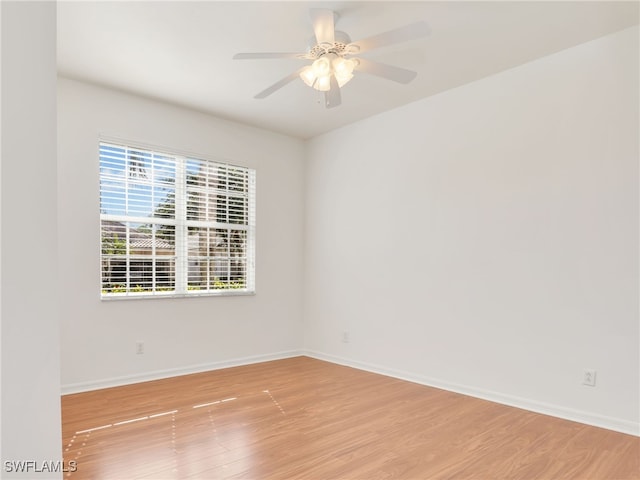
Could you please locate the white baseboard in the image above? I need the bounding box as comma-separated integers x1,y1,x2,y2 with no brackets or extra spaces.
61,348,639,437
304,350,640,437
60,350,303,395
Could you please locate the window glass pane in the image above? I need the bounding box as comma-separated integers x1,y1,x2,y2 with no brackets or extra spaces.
150,154,176,219
228,196,248,224
100,142,254,298
187,159,226,223
100,146,127,215
186,227,208,290
100,219,176,294
185,227,247,291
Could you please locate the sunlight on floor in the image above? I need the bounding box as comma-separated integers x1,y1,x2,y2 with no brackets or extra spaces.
64,390,287,479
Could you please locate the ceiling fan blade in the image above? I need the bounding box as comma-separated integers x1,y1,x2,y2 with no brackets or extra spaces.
233,52,304,60
310,8,335,45
324,75,341,109
254,68,305,99
350,21,430,54
354,57,418,84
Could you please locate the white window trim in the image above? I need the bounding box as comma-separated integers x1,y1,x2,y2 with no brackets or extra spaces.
99,139,256,300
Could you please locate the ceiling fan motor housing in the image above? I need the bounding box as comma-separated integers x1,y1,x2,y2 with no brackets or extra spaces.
306,31,357,59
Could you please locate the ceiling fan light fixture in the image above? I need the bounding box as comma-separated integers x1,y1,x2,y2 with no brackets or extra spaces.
316,74,331,92
333,57,356,87
332,56,354,76
300,53,356,91
299,66,332,91
312,56,332,77
300,65,317,88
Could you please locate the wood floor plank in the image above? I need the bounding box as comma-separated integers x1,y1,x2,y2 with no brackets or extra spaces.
61,356,639,479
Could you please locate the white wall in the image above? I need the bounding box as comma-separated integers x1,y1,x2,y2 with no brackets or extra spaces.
58,78,305,392
57,24,638,437
1,2,62,477
304,26,639,435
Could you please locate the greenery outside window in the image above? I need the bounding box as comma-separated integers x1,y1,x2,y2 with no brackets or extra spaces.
100,141,256,298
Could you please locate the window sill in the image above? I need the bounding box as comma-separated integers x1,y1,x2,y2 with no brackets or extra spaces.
100,290,256,301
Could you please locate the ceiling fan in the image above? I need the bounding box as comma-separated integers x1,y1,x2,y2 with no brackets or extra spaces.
232,9,430,108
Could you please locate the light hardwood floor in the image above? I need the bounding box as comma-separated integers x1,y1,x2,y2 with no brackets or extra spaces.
61,356,639,479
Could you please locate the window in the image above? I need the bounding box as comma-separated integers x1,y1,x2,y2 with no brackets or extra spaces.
99,141,255,298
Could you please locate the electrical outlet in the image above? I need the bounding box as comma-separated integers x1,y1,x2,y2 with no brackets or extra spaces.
136,341,144,355
342,331,350,343
583,369,596,387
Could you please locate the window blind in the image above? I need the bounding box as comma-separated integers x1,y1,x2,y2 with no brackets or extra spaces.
99,142,255,298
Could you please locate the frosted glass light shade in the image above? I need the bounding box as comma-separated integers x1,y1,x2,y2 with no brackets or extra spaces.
316,75,331,92
312,56,332,77
299,54,356,92
300,66,316,88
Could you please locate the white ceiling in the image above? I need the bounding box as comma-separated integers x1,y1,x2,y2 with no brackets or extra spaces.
57,1,639,139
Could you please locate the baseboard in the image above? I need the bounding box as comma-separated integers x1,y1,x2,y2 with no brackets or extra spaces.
304,350,640,437
61,348,639,437
60,350,303,395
